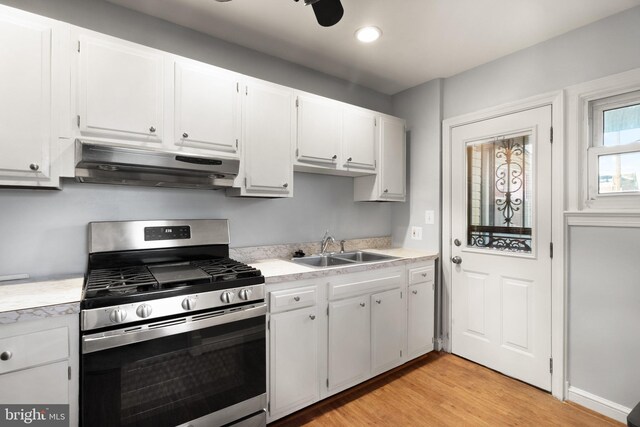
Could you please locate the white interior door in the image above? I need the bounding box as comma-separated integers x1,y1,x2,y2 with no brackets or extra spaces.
450,106,552,391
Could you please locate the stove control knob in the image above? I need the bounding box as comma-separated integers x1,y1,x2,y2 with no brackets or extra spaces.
220,291,235,304
109,308,127,324
136,304,152,318
181,297,197,311
238,289,252,301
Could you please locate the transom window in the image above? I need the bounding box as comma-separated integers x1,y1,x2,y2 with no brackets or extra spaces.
589,90,640,196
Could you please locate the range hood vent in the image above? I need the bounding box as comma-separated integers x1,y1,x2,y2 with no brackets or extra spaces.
74,140,239,189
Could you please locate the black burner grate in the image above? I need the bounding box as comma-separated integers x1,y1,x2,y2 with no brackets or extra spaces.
85,266,158,296
191,258,261,282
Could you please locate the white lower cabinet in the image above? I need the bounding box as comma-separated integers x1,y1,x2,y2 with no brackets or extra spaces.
371,288,404,375
0,314,79,426
269,305,319,419
327,295,370,393
267,261,435,423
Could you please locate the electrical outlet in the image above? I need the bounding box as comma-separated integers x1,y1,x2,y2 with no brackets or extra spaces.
411,226,422,240
425,210,435,224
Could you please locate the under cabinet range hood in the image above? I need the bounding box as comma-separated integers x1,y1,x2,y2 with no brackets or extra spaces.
74,140,239,189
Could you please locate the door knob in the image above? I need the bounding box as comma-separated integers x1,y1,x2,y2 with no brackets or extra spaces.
149,126,156,133
283,183,289,188
29,163,39,171
182,132,189,138
332,154,337,160
347,157,352,162
451,256,462,265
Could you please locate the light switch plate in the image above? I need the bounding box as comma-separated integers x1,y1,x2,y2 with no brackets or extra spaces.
425,210,435,224
411,226,423,240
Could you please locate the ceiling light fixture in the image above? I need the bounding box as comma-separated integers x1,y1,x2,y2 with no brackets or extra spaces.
355,26,382,43
295,0,344,27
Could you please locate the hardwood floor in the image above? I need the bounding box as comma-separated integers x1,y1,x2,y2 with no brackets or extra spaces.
270,352,622,426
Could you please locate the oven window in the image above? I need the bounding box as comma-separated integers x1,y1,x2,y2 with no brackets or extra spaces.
82,315,265,427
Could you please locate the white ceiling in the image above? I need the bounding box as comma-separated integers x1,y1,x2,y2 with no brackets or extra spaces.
107,0,640,94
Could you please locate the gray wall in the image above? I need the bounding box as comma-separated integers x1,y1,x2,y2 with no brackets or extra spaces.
568,227,640,408
390,5,640,411
0,174,391,278
390,79,442,252
0,0,393,279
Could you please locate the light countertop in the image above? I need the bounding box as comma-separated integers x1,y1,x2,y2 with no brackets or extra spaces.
0,247,438,323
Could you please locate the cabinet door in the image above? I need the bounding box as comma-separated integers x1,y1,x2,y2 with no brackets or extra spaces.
78,34,163,144
0,12,52,180
408,282,435,358
328,296,370,392
269,306,319,418
175,61,240,155
371,288,403,374
343,108,376,171
0,361,68,404
379,116,406,200
244,81,293,195
296,94,341,165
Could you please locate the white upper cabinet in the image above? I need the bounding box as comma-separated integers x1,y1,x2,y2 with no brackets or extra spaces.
0,6,68,187
342,107,376,172
354,115,406,202
77,32,164,145
174,60,240,156
229,79,293,197
296,93,342,167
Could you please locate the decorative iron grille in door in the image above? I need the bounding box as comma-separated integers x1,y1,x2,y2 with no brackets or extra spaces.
466,135,533,253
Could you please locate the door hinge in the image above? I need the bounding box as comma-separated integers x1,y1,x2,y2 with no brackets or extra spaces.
326,378,329,388
235,139,238,149
400,350,402,357
549,358,553,374
326,305,329,316
236,82,239,93
244,177,247,188
374,159,377,169
550,242,554,259
374,117,377,127
267,319,270,330
295,148,299,157
550,126,554,144
295,97,299,108
400,291,402,299
77,40,80,52
77,115,80,127
245,86,248,96
267,402,270,413
68,366,71,380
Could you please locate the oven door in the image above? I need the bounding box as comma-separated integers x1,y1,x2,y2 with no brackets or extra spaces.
81,304,266,427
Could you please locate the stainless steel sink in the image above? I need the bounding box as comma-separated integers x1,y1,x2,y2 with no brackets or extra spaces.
333,251,397,263
290,251,398,268
290,255,356,268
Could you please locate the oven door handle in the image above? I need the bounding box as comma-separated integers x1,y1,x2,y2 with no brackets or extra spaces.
82,303,267,354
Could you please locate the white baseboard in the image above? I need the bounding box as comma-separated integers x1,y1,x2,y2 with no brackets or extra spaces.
567,386,631,424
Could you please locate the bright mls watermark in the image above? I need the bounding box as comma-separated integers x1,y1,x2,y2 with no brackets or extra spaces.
0,405,68,426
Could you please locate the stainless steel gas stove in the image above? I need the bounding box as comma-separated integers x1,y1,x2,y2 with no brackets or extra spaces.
80,219,266,427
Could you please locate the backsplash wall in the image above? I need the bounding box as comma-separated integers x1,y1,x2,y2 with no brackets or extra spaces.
0,173,391,279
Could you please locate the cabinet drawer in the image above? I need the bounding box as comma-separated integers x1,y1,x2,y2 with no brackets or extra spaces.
408,265,434,285
0,327,68,375
270,286,317,313
0,361,69,404
329,268,403,301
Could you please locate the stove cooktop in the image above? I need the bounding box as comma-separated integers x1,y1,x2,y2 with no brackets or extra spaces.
82,257,264,309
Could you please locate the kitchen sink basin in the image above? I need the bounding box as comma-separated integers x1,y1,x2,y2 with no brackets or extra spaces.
332,251,397,263
290,255,356,268
290,251,398,268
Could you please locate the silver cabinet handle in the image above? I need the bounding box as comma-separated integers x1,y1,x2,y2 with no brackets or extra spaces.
332,154,337,160
29,163,39,171
309,314,316,320
149,126,156,133
412,290,418,295
283,183,289,188
384,189,389,193
182,132,189,138
294,296,300,302
375,299,382,304
0,351,12,361
347,157,352,162
452,256,462,264
360,302,366,307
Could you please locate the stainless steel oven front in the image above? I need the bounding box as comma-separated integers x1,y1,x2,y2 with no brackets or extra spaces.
80,303,267,427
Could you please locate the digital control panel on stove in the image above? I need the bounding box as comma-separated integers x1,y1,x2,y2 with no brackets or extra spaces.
144,225,191,241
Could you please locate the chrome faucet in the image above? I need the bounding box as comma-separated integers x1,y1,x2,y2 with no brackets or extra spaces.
320,230,336,255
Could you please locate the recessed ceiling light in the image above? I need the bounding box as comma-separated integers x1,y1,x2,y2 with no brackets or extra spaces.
355,26,382,43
